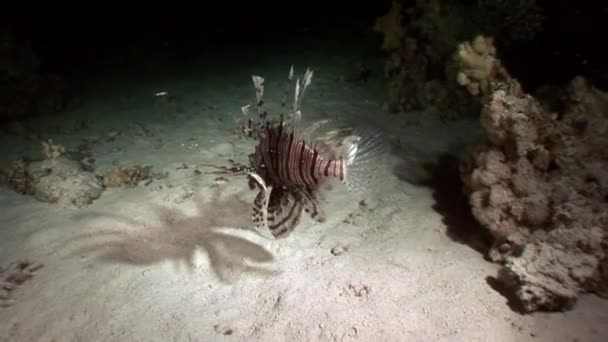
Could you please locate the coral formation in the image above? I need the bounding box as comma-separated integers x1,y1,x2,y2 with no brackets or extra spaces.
0,157,104,208
373,0,550,118
0,146,161,207
41,138,67,159
374,0,478,117
102,165,152,188
457,36,608,312
454,35,498,96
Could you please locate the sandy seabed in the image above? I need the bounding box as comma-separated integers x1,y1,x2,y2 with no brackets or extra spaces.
1,43,607,342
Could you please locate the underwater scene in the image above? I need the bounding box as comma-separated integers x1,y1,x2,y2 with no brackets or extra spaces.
1,1,607,341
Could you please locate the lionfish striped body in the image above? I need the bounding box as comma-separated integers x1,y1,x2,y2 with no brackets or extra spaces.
254,121,347,187
243,66,386,238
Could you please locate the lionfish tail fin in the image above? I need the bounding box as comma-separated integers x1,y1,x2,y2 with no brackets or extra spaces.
300,119,391,192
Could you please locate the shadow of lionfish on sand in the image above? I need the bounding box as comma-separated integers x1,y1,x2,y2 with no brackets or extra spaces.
64,176,276,283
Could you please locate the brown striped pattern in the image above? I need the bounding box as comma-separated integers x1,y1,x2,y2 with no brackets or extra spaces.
253,123,346,191
251,184,327,238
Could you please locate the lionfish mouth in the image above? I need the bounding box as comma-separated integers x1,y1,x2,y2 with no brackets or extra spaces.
240,66,390,239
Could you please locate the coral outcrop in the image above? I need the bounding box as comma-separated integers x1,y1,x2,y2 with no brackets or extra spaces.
102,165,152,188
1,157,104,208
373,0,548,118
457,36,608,312
373,0,481,118
0,136,109,207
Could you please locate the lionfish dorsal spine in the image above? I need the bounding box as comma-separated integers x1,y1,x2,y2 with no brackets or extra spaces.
280,65,295,113
292,68,313,116
251,74,267,124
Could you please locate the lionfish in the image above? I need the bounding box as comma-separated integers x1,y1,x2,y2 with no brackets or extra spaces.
235,66,388,238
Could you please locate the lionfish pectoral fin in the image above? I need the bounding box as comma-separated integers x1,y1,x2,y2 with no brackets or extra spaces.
266,189,304,239
251,189,269,231
249,172,272,232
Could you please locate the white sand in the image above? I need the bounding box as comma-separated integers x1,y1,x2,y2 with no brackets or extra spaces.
1,40,607,342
